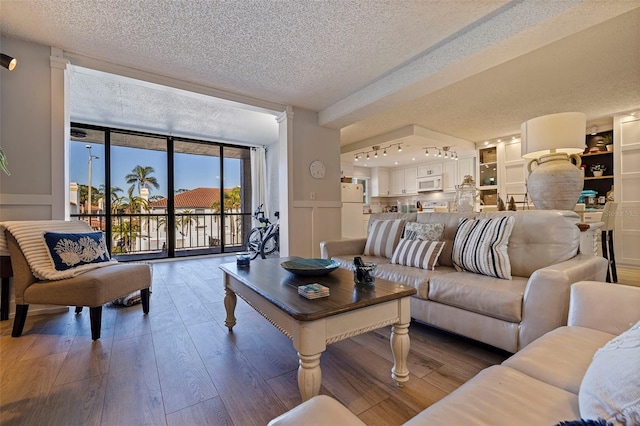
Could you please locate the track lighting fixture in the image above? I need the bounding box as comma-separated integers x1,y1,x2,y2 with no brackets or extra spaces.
353,143,402,161
1,54,17,71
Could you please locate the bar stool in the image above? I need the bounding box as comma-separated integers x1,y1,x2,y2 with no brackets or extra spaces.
601,202,618,283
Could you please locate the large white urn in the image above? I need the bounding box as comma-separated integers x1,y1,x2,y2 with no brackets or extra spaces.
527,152,583,210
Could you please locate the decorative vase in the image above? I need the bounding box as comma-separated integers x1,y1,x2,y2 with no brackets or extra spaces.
526,152,583,210
455,175,478,213
593,170,604,177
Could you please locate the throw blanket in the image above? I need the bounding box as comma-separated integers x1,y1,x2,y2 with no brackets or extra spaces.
0,220,118,280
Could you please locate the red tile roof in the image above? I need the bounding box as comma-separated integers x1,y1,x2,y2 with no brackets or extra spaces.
149,187,221,209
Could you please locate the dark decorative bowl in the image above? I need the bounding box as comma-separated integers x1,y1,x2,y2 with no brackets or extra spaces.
280,258,340,276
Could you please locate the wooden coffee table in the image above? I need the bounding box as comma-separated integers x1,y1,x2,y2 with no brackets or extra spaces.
219,257,417,401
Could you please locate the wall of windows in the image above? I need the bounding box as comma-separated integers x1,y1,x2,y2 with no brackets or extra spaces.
69,123,253,260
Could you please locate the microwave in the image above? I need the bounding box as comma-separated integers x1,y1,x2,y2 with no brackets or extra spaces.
417,175,443,192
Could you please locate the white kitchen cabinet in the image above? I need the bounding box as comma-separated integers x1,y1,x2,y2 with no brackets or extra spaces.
391,167,418,195
341,163,354,179
442,161,457,192
371,167,390,197
391,169,405,195
417,163,442,177
457,157,475,185
404,167,418,194
363,216,370,237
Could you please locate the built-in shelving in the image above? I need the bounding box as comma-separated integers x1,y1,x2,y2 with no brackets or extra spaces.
579,130,614,198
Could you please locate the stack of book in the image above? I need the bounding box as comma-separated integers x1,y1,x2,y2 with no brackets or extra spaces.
298,283,330,299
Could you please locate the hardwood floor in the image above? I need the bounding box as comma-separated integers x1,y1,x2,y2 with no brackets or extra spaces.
1,257,637,426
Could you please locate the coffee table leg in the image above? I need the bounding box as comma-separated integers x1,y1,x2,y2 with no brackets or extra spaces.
390,321,410,386
297,352,322,401
224,287,237,331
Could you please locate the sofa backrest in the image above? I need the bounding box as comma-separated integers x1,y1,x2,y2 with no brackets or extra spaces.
366,213,417,234
477,210,581,277
415,212,476,267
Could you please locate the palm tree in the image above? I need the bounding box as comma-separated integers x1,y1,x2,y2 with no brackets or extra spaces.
211,186,242,244
125,165,160,197
175,209,197,248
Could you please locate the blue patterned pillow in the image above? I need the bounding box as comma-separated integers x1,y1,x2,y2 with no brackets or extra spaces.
44,231,111,271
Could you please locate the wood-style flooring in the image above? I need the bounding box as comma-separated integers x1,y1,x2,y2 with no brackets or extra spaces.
0,256,637,426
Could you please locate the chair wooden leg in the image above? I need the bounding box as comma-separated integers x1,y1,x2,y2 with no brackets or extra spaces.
75,306,83,314
12,304,29,337
608,230,618,283
602,230,611,283
89,306,102,340
141,288,150,314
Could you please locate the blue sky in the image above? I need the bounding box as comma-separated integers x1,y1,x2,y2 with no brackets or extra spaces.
70,142,241,198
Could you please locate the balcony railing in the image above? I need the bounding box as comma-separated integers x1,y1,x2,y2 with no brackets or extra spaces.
72,212,251,259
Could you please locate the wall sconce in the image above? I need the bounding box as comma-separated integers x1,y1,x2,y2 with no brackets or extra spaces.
1,54,17,71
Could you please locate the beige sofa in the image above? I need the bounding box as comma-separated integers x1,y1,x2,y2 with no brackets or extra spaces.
269,281,640,425
321,210,607,352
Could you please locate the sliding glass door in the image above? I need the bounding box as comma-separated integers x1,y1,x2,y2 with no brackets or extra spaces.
69,123,253,260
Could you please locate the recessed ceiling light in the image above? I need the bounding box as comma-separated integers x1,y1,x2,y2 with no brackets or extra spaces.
484,141,489,145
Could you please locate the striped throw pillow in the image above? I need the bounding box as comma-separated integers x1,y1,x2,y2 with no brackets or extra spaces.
364,219,406,258
391,239,446,270
452,216,515,279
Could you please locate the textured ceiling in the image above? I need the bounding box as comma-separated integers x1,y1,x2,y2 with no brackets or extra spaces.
1,0,639,167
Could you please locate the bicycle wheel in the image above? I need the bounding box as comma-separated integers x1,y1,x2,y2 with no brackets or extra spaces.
260,232,279,259
246,228,263,260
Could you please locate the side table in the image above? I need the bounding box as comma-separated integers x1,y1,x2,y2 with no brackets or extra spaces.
577,222,603,256
1,255,12,320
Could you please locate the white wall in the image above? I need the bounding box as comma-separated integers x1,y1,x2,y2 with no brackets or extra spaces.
287,108,341,258
0,37,58,220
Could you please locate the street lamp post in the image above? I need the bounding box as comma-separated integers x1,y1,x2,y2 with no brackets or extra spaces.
86,145,99,215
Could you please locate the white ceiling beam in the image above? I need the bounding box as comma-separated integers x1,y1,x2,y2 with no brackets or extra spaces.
320,1,639,130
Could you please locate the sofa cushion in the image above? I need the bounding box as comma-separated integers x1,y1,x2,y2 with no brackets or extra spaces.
364,219,405,258
390,239,445,270
478,210,580,278
579,320,640,425
404,366,580,426
428,271,527,322
404,222,444,241
44,231,111,271
376,263,455,299
416,212,476,268
503,326,616,394
452,216,515,279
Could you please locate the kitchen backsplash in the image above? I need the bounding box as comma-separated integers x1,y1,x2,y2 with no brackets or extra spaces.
367,192,456,213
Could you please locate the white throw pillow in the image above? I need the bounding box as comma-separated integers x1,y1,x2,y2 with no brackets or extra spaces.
452,216,514,280
404,222,445,241
579,320,640,425
391,238,445,270
364,219,405,258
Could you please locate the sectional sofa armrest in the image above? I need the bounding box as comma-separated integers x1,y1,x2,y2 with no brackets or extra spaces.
518,254,608,349
320,238,367,260
568,281,640,335
268,395,365,426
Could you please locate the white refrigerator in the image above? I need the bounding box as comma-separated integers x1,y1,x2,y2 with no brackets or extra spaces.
341,183,364,239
